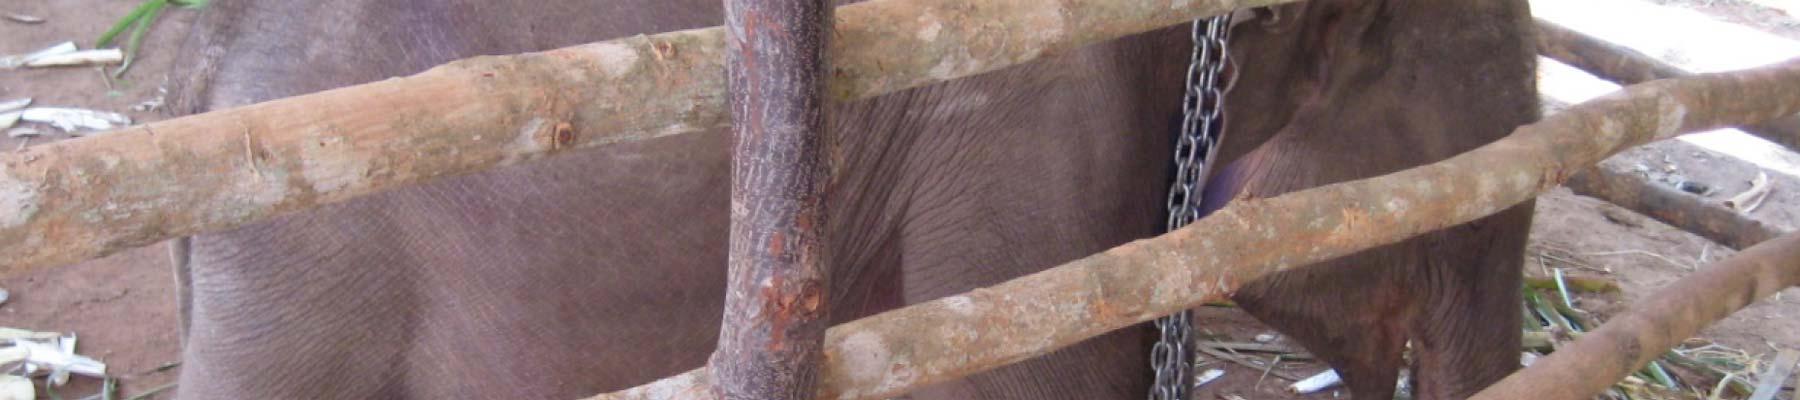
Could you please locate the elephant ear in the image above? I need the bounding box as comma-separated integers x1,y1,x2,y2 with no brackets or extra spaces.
1246,3,1306,33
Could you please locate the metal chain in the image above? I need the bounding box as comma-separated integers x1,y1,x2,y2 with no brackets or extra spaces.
1151,13,1233,400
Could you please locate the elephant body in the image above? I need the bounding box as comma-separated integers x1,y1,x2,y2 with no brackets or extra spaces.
1210,1,1540,398
167,0,1537,399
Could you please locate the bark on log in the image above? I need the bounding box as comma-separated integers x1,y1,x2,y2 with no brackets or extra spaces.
1539,18,1798,249
0,0,1304,275
1470,232,1800,400
709,0,834,399
1563,159,1787,250
588,58,1800,400
1536,18,1800,151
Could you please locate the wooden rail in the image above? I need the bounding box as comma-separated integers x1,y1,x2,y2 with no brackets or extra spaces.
1537,18,1800,250
590,56,1800,400
0,0,1303,275
1471,231,1800,400
1535,18,1800,150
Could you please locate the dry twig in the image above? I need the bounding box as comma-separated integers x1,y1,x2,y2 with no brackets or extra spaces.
1196,346,1304,382
1723,172,1773,214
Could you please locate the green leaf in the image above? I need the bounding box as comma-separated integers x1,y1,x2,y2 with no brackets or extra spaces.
114,0,169,78
96,0,164,48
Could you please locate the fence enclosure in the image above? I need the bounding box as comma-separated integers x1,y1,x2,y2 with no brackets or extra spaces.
1,0,1798,399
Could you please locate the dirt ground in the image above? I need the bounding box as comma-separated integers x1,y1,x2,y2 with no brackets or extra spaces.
3,1,196,399
1,1,1797,400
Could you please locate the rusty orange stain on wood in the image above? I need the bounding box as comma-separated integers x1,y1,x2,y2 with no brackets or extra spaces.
801,286,822,313
761,273,790,352
652,40,677,61
553,122,575,149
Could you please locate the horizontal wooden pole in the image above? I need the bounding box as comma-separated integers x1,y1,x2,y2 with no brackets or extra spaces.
1539,19,1797,250
1562,153,1788,250
588,58,1800,400
0,0,1302,275
1471,231,1800,400
1535,18,1800,151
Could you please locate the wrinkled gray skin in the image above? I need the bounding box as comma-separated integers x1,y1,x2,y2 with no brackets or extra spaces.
166,0,1536,399
1205,1,1540,399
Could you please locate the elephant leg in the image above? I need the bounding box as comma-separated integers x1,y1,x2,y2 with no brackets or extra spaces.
1231,249,1421,399
1406,203,1532,399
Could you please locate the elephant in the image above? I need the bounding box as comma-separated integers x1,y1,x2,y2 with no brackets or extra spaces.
1206,1,1540,398
161,0,1537,399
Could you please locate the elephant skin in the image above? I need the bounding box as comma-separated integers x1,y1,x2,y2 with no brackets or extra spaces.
1206,0,1540,399
165,0,1536,399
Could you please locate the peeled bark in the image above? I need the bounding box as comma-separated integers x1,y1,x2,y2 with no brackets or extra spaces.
1470,232,1800,400
590,58,1800,400
0,0,1306,275
708,0,834,399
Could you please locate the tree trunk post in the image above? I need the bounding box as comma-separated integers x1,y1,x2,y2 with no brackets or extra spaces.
709,0,834,399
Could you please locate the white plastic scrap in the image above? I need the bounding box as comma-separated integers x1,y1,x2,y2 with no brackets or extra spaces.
0,375,30,400
1,331,106,389
0,346,21,366
1193,368,1226,388
1290,369,1343,394
132,90,166,112
19,108,131,134
0,99,27,113
0,42,75,69
21,49,123,68
0,42,121,69
0,329,57,342
0,99,28,131
0,288,7,307
4,128,38,139
1,13,44,24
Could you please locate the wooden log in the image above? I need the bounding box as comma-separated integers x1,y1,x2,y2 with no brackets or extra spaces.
0,0,1305,276
589,57,1800,400
1535,18,1800,151
708,0,834,399
1562,157,1787,250
1470,232,1800,400
1538,19,1799,249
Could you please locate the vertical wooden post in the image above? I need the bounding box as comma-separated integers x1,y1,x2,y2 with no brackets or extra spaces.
709,0,833,399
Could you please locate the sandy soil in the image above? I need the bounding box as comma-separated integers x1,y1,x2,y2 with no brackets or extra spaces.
0,1,1796,400
2,0,195,398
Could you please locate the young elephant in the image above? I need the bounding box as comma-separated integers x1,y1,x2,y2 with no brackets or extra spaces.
1203,0,1539,398
163,0,1536,399
168,0,1174,398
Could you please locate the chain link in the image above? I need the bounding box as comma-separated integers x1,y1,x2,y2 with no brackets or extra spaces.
1151,14,1233,400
